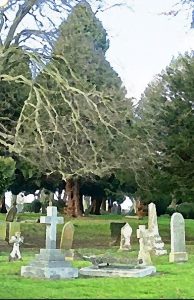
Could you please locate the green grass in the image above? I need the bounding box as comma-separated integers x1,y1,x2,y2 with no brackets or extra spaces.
0,214,194,299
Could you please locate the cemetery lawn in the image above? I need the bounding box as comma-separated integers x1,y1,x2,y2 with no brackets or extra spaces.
0,214,194,299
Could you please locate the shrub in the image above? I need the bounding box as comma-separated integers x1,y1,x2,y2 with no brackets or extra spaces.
22,203,32,212
31,200,42,213
22,200,42,213
166,207,176,216
176,202,194,219
154,196,171,216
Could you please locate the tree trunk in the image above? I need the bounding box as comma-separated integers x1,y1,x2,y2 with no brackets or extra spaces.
90,196,102,215
79,192,84,214
90,196,96,214
0,195,7,213
168,195,177,209
66,178,82,217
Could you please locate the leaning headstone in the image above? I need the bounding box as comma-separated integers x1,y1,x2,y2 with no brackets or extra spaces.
21,206,78,279
60,221,75,261
137,225,153,266
110,222,126,246
5,204,17,222
119,223,132,250
169,213,188,263
148,203,167,255
9,232,24,261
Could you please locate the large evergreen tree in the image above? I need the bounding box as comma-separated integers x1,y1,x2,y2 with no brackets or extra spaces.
137,53,194,208
13,2,138,216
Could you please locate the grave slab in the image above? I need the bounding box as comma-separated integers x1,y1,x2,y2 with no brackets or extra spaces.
79,265,156,278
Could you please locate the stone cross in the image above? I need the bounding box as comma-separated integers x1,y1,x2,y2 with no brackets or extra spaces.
169,212,188,263
137,225,152,266
40,206,64,249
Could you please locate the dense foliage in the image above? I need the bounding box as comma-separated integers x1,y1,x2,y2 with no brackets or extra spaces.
137,53,194,206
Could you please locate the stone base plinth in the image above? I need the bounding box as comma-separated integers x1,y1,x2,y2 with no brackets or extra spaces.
169,251,188,263
79,265,156,278
154,249,167,256
21,249,78,279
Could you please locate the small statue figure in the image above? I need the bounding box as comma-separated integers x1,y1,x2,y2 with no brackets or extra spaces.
8,232,24,262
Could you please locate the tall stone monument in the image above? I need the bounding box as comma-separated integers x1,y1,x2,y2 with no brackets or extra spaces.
148,202,167,255
21,206,78,279
169,213,188,263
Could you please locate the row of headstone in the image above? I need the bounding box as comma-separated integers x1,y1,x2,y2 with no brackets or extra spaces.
118,203,188,265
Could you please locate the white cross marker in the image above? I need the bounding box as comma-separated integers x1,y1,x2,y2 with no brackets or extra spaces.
40,206,64,249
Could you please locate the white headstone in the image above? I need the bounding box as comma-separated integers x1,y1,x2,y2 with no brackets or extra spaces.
40,206,64,249
148,202,159,235
169,213,188,263
119,223,132,250
137,225,152,266
148,202,167,255
83,196,91,212
105,200,109,211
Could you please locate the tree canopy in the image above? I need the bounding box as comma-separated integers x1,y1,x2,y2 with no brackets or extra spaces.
137,53,194,204
12,3,138,182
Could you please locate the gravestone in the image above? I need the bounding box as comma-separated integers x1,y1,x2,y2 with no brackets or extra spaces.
5,204,17,222
60,221,75,261
117,204,121,215
169,213,188,263
119,223,132,250
105,200,109,212
21,206,78,279
0,221,6,240
60,221,74,250
111,203,118,215
110,222,126,246
148,203,167,255
137,225,153,266
82,196,91,212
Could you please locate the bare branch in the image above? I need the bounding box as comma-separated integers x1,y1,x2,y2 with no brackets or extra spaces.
4,0,37,49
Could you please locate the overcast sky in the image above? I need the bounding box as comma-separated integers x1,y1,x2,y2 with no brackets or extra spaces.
98,0,194,101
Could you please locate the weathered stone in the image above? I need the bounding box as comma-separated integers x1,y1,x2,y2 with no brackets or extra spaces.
148,203,167,255
5,205,17,222
169,213,188,263
110,222,126,246
0,221,6,240
60,221,74,250
79,265,156,278
119,223,132,251
137,225,153,266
